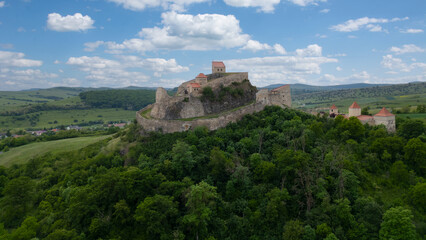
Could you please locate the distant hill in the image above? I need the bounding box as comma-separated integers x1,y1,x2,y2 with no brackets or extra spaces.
293,82,426,111
262,83,391,96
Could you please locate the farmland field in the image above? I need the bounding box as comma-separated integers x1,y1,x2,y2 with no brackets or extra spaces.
0,135,112,167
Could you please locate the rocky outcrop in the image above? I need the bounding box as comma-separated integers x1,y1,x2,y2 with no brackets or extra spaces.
137,102,266,133
150,73,255,120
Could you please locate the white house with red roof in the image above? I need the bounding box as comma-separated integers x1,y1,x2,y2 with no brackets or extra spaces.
330,101,396,132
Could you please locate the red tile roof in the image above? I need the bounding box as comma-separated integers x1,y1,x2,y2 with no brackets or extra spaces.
188,83,201,88
212,61,225,68
374,107,394,117
271,84,289,91
330,104,337,109
357,115,373,121
349,101,361,109
196,73,207,78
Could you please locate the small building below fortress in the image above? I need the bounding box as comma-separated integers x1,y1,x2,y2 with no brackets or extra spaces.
329,101,396,132
137,61,292,133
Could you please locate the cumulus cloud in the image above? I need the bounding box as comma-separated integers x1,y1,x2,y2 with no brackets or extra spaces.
295,44,322,57
320,8,330,13
390,44,424,55
0,1,5,8
66,55,189,87
86,12,254,53
223,0,280,13
400,28,423,34
330,16,408,32
241,40,273,52
106,0,209,12
381,54,426,73
0,52,59,90
224,46,337,86
47,13,95,32
287,0,326,7
273,44,286,55
0,50,42,67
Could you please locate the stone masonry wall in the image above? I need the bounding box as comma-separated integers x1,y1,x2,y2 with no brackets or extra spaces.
177,72,248,96
137,102,266,134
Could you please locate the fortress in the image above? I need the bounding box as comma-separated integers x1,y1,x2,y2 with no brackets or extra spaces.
329,102,396,132
137,61,291,133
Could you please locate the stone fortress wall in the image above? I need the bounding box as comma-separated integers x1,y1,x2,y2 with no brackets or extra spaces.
176,72,249,96
136,62,292,134
137,102,266,133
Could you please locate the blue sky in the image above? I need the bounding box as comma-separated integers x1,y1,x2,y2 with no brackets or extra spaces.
0,0,425,90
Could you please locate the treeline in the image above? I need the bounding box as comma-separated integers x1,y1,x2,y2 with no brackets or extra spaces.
0,107,424,239
294,82,426,102
79,89,156,110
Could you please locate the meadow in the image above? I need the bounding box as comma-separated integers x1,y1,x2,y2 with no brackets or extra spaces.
0,108,136,130
0,134,112,167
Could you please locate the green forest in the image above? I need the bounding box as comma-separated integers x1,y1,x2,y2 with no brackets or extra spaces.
79,90,157,110
0,107,425,240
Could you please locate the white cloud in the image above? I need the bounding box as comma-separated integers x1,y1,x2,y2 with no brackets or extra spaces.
87,12,253,52
0,1,5,7
0,51,58,90
336,66,342,71
315,33,327,38
223,0,280,13
106,0,209,12
66,55,188,87
330,16,408,32
400,28,423,34
47,13,95,32
224,46,337,86
0,51,42,67
287,0,326,7
295,44,322,57
317,71,371,85
240,41,286,55
390,44,424,55
381,54,426,73
241,40,272,52
274,44,286,55
60,78,81,87
320,8,330,13
84,41,105,52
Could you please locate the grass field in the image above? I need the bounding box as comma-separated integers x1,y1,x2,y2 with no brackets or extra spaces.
0,135,112,167
0,88,86,112
0,108,136,130
398,113,426,123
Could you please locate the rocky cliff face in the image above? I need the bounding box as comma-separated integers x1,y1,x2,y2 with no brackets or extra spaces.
150,77,256,120
201,80,257,115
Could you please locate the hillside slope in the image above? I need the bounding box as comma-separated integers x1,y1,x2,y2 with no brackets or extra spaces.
0,107,424,240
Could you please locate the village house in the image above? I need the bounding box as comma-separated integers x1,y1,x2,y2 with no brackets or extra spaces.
329,101,396,132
